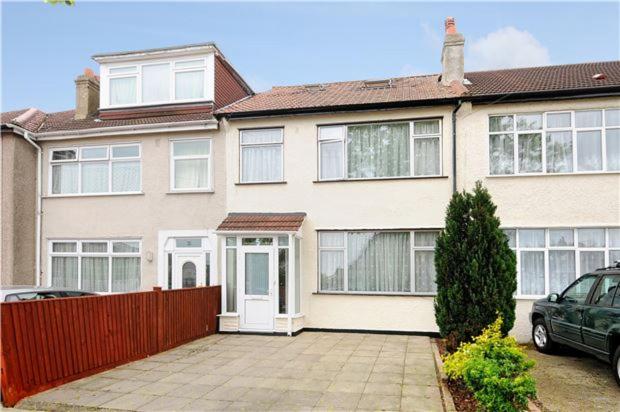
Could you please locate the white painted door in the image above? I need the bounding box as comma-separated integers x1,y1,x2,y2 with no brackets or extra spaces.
173,253,206,289
239,247,274,331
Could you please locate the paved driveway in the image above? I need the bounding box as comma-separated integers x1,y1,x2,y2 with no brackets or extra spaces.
17,332,445,411
527,347,620,412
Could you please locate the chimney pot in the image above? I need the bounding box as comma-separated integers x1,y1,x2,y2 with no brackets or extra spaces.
75,68,100,120
445,17,457,34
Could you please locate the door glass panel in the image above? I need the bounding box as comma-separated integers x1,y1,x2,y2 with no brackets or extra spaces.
562,275,597,304
245,253,269,295
182,261,197,288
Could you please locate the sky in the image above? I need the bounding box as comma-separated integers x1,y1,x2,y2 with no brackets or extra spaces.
1,1,619,113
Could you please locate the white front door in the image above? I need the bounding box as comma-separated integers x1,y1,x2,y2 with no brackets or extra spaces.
173,253,206,289
239,247,274,331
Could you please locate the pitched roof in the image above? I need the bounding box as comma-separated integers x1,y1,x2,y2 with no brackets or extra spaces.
217,61,620,116
465,61,620,97
1,108,47,132
217,212,306,232
217,75,461,116
37,109,214,133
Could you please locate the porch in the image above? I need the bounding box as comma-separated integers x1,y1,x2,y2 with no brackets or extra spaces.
216,212,306,335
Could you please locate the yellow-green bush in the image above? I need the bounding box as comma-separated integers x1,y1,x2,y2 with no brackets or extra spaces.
443,317,536,412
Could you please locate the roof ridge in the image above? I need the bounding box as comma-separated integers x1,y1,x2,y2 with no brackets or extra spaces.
464,60,619,75
269,73,440,91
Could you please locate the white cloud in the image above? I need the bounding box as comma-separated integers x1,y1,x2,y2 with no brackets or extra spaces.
467,27,551,71
421,22,442,49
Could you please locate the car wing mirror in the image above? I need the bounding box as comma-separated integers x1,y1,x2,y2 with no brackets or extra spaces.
547,293,560,303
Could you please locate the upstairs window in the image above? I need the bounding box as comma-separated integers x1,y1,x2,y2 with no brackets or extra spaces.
170,139,212,191
240,128,284,183
489,109,619,175
318,119,441,181
107,58,207,107
50,144,141,196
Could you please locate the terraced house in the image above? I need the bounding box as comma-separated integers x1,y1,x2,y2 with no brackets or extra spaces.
1,18,619,341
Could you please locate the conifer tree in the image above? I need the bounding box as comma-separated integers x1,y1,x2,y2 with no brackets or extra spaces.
434,181,516,350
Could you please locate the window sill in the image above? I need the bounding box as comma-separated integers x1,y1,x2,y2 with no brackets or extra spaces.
313,292,436,297
235,181,287,186
486,171,620,178
313,175,448,183
43,192,144,199
167,190,214,194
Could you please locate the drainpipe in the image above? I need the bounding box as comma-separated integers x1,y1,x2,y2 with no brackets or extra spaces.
451,100,462,193
7,125,42,286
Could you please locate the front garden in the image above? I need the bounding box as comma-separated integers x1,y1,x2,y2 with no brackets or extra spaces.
434,182,539,412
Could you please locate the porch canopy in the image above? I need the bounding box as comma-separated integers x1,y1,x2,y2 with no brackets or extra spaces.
216,212,306,335
217,212,306,232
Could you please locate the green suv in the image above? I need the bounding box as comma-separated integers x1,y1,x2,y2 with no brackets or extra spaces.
530,264,620,385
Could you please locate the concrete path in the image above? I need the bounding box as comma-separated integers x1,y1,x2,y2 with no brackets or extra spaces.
527,347,620,412
17,332,445,411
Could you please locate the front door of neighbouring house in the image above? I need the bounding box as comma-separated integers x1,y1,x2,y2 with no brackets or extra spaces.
172,253,206,289
239,247,274,331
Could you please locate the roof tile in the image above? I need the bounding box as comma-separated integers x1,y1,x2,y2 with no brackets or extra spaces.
217,213,306,232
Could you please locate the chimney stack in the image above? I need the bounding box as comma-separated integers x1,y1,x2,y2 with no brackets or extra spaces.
440,17,465,86
75,68,100,120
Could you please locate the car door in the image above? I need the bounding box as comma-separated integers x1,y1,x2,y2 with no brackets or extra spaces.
582,274,620,352
549,275,598,343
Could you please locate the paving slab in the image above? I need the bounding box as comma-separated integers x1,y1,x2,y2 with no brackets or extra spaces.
15,332,445,411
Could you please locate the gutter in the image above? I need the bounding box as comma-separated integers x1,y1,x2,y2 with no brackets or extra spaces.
6,124,43,287
452,100,462,194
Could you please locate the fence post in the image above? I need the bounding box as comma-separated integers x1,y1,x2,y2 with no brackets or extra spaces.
153,287,164,353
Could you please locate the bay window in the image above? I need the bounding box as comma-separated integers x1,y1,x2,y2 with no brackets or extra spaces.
505,227,620,297
49,240,141,292
50,144,141,195
318,119,441,180
489,109,620,175
240,128,284,183
170,139,212,191
106,58,207,107
318,230,439,294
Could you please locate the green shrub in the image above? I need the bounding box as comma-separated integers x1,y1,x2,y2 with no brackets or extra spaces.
434,181,517,351
443,317,537,412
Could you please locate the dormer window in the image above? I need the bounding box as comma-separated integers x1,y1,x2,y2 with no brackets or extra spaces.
102,57,209,108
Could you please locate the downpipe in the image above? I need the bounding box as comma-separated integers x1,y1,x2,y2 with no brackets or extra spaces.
452,100,462,194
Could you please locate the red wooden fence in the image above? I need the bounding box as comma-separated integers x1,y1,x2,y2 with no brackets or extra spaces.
0,286,220,407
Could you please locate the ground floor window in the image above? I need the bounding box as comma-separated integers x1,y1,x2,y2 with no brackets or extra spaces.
504,227,620,297
49,239,141,292
318,230,439,294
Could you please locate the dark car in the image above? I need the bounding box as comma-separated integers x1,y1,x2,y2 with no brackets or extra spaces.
0,286,97,302
530,264,620,385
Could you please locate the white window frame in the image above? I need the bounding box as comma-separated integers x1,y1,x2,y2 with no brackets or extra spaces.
317,118,442,181
488,109,620,176
169,137,213,192
105,57,209,109
317,229,440,295
507,227,620,299
239,128,285,183
48,239,142,293
48,143,142,197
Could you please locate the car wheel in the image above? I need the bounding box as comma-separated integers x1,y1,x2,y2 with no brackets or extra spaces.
613,346,620,386
532,318,554,354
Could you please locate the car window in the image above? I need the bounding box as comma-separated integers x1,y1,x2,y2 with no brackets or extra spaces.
63,291,94,297
562,275,598,304
591,275,620,306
